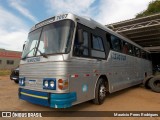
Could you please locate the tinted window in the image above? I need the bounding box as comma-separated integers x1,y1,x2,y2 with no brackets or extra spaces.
122,42,129,54
135,47,141,57
141,50,147,59
73,30,89,57
82,31,89,56
110,35,121,52
128,44,134,55
92,35,104,51
148,53,152,60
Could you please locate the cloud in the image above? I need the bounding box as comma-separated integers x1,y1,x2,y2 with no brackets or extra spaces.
0,29,28,51
0,6,28,51
46,0,153,24
96,0,153,24
46,0,97,17
9,0,38,23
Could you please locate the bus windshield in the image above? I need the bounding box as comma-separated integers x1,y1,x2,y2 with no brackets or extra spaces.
22,20,75,59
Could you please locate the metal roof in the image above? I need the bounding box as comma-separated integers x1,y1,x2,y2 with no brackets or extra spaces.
106,13,160,52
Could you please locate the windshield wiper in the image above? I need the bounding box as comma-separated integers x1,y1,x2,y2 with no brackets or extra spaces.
37,49,48,58
22,47,48,60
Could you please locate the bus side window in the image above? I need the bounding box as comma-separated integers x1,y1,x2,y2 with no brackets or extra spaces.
128,44,134,55
148,53,152,61
141,50,146,59
146,52,149,60
110,35,121,52
91,34,105,58
135,47,141,57
92,35,104,51
73,30,89,57
122,41,129,54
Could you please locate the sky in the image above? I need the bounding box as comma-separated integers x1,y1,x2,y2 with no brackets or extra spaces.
0,0,153,51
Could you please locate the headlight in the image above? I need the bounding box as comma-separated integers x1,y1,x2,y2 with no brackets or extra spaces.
43,78,56,90
44,81,49,87
21,80,24,85
50,81,55,88
19,77,25,86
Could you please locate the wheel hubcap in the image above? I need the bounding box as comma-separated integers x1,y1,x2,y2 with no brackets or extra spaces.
99,85,106,100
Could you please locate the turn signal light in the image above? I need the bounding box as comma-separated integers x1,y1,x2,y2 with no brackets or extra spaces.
58,79,68,90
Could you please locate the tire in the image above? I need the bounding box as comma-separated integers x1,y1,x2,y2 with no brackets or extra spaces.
14,80,19,84
149,76,160,93
93,78,107,105
143,75,154,89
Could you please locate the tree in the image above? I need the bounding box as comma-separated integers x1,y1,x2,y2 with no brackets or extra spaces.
136,0,160,18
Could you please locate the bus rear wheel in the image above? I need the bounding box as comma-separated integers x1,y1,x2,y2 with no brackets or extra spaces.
93,78,107,105
149,76,160,93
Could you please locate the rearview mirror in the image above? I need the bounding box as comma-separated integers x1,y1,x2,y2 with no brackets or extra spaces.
22,41,27,50
78,29,84,44
23,44,25,50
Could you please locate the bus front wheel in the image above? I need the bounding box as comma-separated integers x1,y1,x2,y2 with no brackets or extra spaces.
93,78,107,105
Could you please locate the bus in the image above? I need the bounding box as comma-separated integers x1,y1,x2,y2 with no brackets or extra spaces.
19,13,152,108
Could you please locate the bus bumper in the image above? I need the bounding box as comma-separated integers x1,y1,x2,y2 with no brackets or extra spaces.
19,88,77,108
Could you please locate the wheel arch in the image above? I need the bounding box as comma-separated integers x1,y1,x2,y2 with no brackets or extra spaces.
94,74,110,98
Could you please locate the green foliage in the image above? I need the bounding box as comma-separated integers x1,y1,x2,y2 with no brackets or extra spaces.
0,70,11,76
136,0,160,18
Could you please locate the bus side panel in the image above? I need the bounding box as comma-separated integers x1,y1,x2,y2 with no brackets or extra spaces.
68,58,109,105
106,50,152,93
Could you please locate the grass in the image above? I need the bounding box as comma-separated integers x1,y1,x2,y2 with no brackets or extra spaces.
0,70,11,76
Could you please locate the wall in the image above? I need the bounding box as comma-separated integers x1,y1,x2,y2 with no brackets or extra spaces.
0,49,22,70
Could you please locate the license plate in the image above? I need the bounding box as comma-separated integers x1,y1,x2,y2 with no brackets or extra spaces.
28,80,37,85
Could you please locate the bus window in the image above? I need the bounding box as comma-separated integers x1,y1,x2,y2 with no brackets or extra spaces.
141,50,147,59
110,35,121,52
122,42,129,54
128,44,134,55
148,53,152,61
92,35,104,51
135,47,141,57
146,52,149,60
91,34,105,58
73,30,89,57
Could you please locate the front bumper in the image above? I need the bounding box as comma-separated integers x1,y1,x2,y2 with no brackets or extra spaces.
19,88,77,108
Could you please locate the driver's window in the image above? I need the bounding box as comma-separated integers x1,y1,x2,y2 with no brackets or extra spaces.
73,30,89,57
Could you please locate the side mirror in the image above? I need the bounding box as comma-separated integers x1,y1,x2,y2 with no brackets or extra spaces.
23,41,27,50
78,29,84,44
23,44,25,50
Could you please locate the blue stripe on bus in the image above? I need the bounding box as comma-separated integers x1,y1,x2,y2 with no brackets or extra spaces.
20,88,48,97
19,88,77,108
19,88,49,107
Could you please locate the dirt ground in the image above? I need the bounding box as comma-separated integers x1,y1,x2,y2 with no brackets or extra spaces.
0,76,159,120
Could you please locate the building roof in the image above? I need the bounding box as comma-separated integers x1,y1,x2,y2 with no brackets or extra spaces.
106,13,160,52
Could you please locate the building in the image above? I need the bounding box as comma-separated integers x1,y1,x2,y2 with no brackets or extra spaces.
0,49,22,70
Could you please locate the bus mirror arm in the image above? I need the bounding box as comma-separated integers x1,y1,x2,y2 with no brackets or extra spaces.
78,29,84,44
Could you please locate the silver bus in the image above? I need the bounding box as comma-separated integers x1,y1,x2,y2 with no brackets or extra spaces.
19,13,152,108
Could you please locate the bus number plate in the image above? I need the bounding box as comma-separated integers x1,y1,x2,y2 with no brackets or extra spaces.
28,80,37,85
